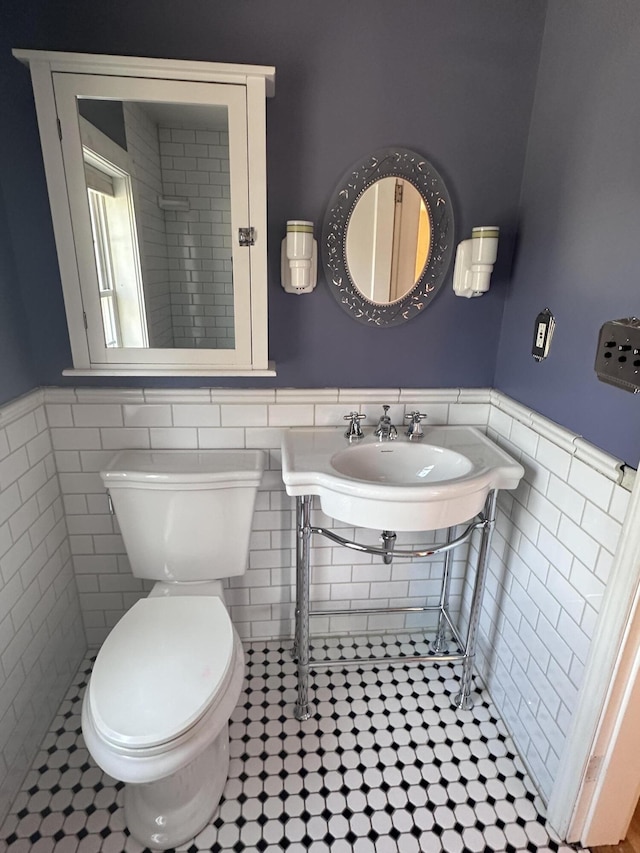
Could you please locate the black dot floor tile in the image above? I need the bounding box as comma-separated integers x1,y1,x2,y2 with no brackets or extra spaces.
0,640,588,852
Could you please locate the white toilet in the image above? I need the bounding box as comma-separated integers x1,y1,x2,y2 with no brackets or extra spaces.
81,449,265,851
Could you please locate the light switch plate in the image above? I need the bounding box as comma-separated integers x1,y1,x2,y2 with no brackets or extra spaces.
532,308,555,361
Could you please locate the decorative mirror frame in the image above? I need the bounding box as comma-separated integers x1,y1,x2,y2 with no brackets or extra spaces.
321,147,455,327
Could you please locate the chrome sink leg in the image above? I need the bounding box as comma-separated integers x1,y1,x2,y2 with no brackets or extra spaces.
295,495,312,721
432,526,455,654
381,530,396,565
291,496,303,661
455,490,497,711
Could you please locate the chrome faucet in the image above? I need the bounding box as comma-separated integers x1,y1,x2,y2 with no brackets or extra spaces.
374,405,398,441
405,411,427,440
343,411,366,441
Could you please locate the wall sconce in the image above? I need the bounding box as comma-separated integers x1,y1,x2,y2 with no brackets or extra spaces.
281,220,317,294
452,226,499,298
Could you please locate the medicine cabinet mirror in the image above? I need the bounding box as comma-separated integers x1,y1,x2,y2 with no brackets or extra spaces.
14,50,276,375
321,147,454,327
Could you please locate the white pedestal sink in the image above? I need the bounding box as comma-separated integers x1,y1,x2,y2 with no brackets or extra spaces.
281,426,524,531
281,424,525,720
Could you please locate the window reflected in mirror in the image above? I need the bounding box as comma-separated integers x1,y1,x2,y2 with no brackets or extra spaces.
345,178,431,305
78,99,234,349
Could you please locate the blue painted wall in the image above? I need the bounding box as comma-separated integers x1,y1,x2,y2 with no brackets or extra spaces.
7,2,636,464
0,9,40,404
494,1,640,465
0,0,544,394
0,185,37,406
0,147,37,405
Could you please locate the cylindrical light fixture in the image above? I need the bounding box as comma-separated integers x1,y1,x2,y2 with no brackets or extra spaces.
281,220,317,294
453,226,499,298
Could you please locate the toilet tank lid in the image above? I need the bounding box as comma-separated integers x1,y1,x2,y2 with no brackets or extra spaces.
89,596,235,749
101,449,265,485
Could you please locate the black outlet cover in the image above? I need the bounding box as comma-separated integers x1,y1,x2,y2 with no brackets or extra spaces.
595,318,640,393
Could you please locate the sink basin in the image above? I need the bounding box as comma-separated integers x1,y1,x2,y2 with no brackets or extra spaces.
281,426,524,531
331,442,474,485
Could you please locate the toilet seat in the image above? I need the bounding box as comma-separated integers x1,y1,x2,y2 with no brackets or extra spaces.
89,596,234,749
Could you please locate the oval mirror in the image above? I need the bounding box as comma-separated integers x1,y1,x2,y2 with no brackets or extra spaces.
322,148,454,326
345,177,431,305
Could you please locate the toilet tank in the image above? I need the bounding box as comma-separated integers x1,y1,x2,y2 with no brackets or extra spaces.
101,450,265,582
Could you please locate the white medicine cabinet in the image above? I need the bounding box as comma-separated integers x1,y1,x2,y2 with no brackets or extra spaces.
14,50,276,376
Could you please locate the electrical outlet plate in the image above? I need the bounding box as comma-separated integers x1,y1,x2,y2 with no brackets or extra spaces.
595,318,640,393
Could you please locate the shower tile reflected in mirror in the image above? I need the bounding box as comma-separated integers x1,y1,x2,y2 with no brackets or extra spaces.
78,99,235,350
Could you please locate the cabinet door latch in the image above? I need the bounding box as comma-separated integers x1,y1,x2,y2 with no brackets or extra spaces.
238,227,256,247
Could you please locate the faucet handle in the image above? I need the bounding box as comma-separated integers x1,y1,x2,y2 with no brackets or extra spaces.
405,411,427,439
343,411,366,441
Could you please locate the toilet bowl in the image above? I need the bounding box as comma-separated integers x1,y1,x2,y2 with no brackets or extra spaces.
82,595,245,849
82,450,264,850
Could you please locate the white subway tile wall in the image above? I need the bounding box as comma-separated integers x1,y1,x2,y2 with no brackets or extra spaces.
159,124,234,350
123,102,173,348
123,108,234,349
461,392,629,801
47,388,479,648
0,385,632,822
0,393,86,824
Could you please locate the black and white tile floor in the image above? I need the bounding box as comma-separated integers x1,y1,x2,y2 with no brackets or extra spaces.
0,636,586,853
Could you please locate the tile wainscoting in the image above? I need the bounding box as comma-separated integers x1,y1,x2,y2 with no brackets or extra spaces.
465,392,630,800
47,387,487,649
0,384,633,821
0,391,86,823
